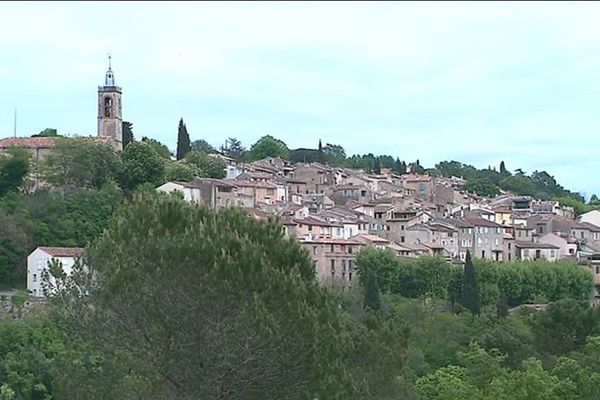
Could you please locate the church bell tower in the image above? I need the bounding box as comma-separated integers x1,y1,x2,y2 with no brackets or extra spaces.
97,55,123,150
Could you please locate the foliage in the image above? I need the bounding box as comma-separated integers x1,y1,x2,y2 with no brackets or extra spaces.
51,195,368,399
190,139,215,154
248,135,289,161
31,128,59,137
463,177,500,198
220,137,246,161
119,142,165,190
164,160,198,181
176,118,191,160
289,148,322,164
460,252,481,315
41,137,122,190
0,147,30,196
322,143,346,166
122,121,134,148
184,151,226,179
140,136,172,159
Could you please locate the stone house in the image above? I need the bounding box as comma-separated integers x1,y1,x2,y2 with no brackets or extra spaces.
300,238,363,288
464,217,505,261
27,246,84,298
538,232,577,258
514,242,559,261
331,185,373,206
292,216,344,240
579,210,600,228
292,163,334,193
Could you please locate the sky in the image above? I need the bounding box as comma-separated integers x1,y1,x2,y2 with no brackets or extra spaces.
1,1,599,196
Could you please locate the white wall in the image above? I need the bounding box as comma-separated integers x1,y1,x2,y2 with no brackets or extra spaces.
580,210,600,228
27,249,77,298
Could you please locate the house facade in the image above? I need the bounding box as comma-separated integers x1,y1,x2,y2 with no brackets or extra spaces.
27,247,84,298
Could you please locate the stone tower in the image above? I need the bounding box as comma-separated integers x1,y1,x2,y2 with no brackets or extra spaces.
97,56,123,150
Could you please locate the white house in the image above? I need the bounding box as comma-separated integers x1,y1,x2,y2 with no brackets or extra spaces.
27,247,84,298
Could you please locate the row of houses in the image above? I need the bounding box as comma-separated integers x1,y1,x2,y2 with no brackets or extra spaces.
26,157,600,302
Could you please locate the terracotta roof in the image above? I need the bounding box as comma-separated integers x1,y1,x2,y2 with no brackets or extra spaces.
0,137,57,149
38,246,84,257
514,241,559,249
464,216,503,228
350,234,389,244
300,238,363,245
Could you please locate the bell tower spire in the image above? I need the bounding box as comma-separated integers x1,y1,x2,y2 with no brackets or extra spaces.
98,54,123,150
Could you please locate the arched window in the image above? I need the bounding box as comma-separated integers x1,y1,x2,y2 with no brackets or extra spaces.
104,97,113,118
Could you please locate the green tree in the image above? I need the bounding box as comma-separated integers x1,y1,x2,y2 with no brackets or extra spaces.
499,161,507,176
120,141,165,190
184,151,226,179
248,135,289,161
41,137,122,190
190,139,215,154
530,299,600,355
164,160,198,181
356,248,399,294
31,128,59,137
122,121,134,148
141,136,172,159
176,118,191,160
220,137,246,161
460,251,480,316
322,143,347,166
497,291,509,318
463,178,500,198
499,175,537,196
0,147,30,196
362,269,382,311
54,195,366,399
415,365,482,400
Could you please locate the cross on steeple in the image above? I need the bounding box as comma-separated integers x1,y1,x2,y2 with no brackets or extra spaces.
105,52,115,86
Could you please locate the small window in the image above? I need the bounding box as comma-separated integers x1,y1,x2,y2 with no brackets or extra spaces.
331,244,334,252
330,259,335,270
33,274,37,283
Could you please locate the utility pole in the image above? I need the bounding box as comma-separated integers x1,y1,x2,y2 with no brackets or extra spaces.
13,108,17,137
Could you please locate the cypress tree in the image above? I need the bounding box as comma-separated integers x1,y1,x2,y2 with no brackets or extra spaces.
497,291,509,318
460,251,480,315
122,121,134,148
363,269,381,311
374,157,382,175
499,161,507,175
176,118,191,160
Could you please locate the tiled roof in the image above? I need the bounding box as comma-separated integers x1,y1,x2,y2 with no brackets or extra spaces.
38,246,84,257
464,216,503,228
0,137,57,148
514,241,559,249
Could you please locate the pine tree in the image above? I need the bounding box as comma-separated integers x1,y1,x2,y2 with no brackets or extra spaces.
318,139,323,153
497,291,509,318
176,118,191,160
460,251,480,315
363,269,381,311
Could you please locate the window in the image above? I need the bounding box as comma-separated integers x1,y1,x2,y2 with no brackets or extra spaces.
313,246,318,255
104,96,113,117
494,238,499,246
485,237,489,245
330,259,335,270
401,236,405,243
496,227,501,234
342,259,347,271
484,227,489,234
33,274,37,283
550,250,556,258
477,237,482,245
331,244,334,252
348,246,353,254
468,228,473,234
523,249,530,257
308,225,313,231
481,250,485,258
401,225,405,231
349,272,353,282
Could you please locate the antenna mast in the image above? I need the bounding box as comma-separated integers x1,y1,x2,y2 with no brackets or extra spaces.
13,108,17,138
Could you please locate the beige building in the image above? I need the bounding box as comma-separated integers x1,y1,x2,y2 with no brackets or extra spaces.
301,238,364,288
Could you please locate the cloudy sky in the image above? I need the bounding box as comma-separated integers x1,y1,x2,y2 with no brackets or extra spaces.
1,1,599,196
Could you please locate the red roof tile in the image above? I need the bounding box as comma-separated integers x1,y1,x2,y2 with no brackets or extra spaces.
38,246,84,257
0,137,57,148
